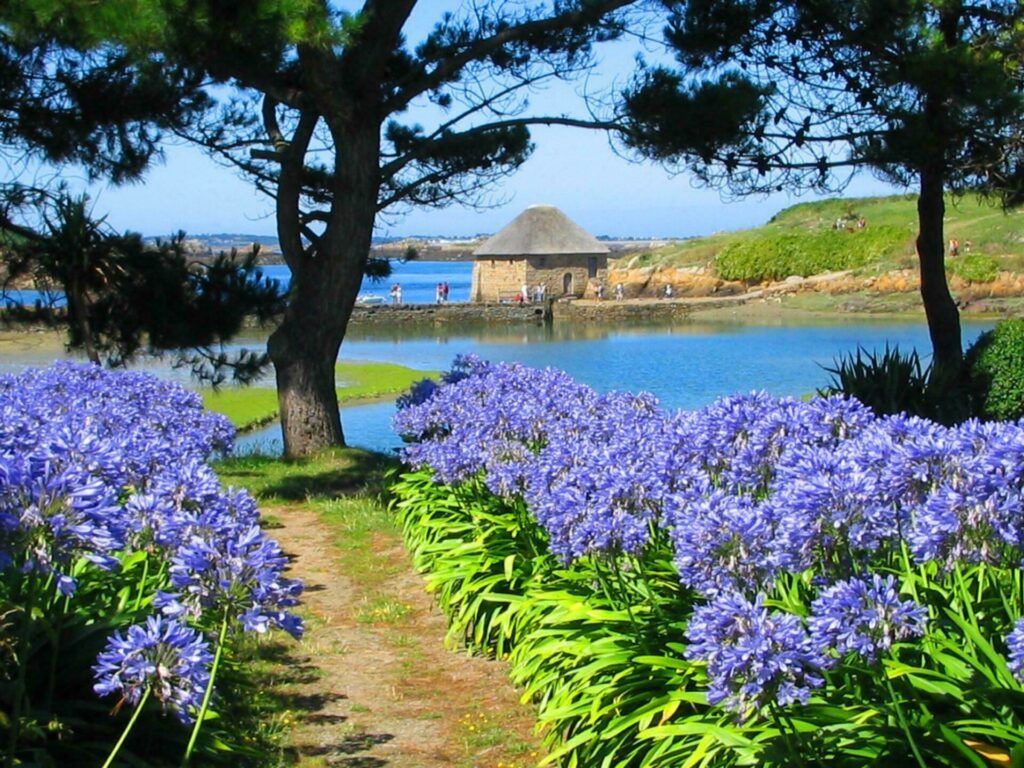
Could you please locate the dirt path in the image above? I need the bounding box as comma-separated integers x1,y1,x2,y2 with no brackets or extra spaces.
268,503,542,768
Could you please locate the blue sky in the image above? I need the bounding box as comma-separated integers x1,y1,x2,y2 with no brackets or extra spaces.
81,3,901,240
86,129,898,240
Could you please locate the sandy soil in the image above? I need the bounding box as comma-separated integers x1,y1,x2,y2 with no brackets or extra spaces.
266,503,541,768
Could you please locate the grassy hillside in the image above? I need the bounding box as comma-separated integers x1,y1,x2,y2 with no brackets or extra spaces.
623,195,1024,279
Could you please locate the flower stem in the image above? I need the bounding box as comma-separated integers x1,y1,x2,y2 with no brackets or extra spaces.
768,701,807,768
134,555,150,614
6,575,39,768
101,687,151,768
884,675,928,768
181,611,230,767
45,594,72,712
610,557,643,640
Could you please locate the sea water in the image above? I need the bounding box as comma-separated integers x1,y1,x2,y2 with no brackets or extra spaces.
237,316,994,456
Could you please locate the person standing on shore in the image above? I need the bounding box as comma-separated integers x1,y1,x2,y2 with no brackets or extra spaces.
435,283,443,304
442,282,449,303
664,283,673,299
596,283,604,300
615,283,624,301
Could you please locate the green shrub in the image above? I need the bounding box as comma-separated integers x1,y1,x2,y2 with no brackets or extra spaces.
391,458,1024,767
820,344,973,424
820,345,931,417
715,225,907,282
390,470,703,767
966,319,1024,421
948,253,999,283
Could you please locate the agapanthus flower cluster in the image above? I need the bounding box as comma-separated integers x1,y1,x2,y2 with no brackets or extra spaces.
397,357,1024,720
394,353,493,412
93,616,213,723
809,574,927,662
665,482,785,596
396,359,1024,575
768,442,902,575
395,361,599,493
0,364,234,590
524,390,674,561
685,591,827,719
157,490,303,638
0,362,302,719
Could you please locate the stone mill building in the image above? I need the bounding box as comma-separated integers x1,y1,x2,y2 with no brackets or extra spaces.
470,205,609,302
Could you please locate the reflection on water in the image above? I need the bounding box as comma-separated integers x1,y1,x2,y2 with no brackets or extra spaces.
235,316,995,457
346,320,624,345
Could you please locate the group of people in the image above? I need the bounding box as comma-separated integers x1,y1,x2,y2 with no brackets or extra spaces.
595,282,626,300
514,283,547,304
834,216,868,230
949,238,972,257
593,282,672,300
389,283,403,304
434,282,451,304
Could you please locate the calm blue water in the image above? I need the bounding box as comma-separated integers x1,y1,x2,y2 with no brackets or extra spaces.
2,259,990,457
2,289,66,308
261,260,473,305
1,259,475,308
236,317,994,457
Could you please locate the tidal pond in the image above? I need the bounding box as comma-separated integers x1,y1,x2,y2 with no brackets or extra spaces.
237,317,995,456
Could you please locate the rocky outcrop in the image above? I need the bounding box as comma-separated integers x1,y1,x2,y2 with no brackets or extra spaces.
598,265,746,299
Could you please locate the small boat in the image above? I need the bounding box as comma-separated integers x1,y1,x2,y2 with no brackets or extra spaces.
355,293,386,306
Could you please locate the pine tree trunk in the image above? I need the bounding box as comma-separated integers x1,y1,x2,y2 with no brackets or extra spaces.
268,227,370,457
268,318,345,458
268,118,379,458
915,167,962,378
67,275,99,365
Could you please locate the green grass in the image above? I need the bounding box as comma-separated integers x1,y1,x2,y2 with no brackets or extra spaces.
621,193,1024,278
201,361,439,430
216,448,397,501
217,448,403,589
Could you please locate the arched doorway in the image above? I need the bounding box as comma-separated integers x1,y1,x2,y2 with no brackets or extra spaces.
562,272,573,295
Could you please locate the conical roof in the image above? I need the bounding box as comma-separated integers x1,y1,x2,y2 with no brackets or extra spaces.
474,205,609,257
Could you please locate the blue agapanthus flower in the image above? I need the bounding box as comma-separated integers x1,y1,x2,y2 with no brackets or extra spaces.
665,482,785,596
395,361,597,491
1005,619,1024,683
158,489,303,638
770,443,901,574
525,389,670,560
809,574,927,662
903,420,1024,568
685,591,827,719
93,616,213,724
395,378,441,411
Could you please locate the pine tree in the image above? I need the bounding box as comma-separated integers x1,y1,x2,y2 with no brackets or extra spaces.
122,0,637,456
621,0,1024,385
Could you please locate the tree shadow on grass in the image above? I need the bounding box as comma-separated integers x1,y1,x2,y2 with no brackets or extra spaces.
263,453,395,499
219,448,402,501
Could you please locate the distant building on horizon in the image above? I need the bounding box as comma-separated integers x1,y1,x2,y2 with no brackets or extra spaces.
470,205,609,302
